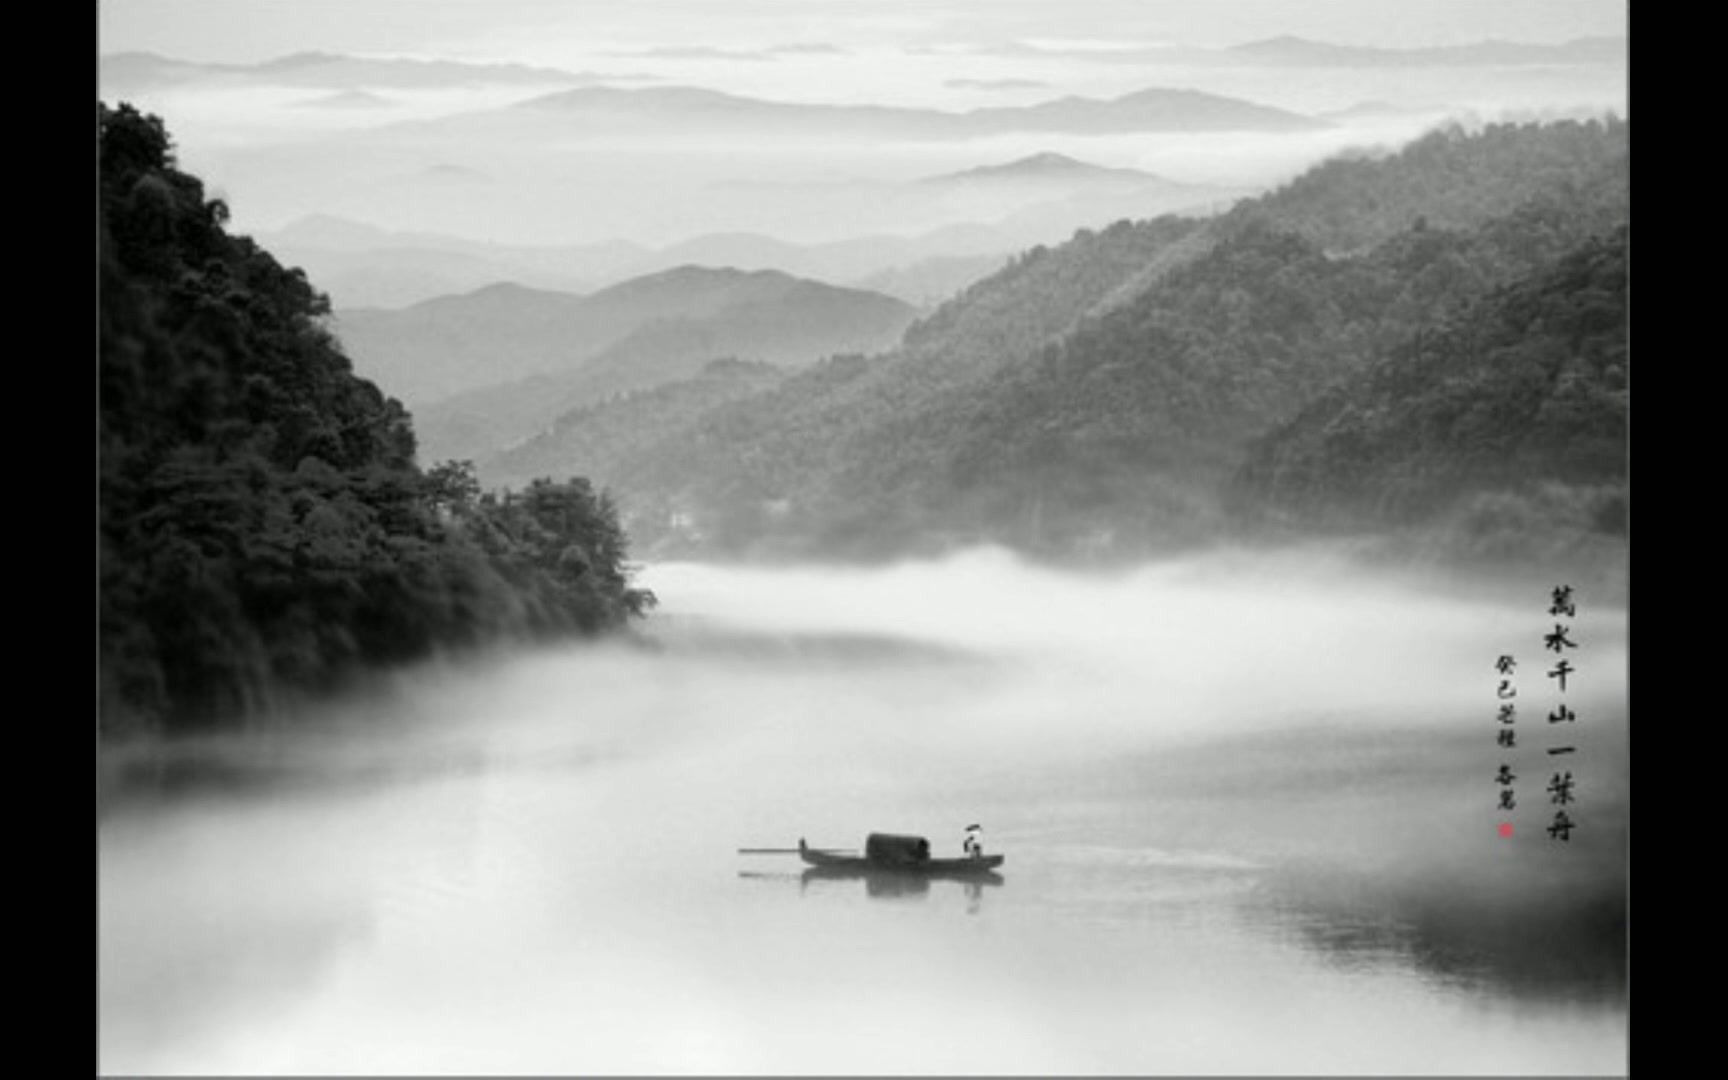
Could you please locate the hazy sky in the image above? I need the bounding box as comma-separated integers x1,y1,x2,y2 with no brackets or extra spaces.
101,0,1627,64
97,0,1627,246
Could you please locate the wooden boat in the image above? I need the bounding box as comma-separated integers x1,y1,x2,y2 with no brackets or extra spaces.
798,833,1005,874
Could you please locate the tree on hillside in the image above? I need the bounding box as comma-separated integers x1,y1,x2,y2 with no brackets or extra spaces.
99,102,651,734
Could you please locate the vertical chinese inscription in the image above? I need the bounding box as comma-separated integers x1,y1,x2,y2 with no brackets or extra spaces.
1545,585,1579,841
1495,652,1518,827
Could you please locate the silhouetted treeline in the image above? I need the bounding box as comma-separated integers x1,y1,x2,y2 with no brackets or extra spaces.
99,103,652,735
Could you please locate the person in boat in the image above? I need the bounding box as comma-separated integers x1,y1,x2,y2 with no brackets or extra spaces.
963,824,983,858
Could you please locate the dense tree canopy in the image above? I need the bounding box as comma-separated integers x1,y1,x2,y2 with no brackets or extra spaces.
99,103,652,735
1235,228,1628,538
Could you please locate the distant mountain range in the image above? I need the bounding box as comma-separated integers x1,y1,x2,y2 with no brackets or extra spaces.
260,153,1246,309
258,145,1244,308
974,35,1626,70
101,42,1619,274
99,50,616,94
335,266,916,463
412,287,914,465
512,84,1328,136
920,152,1168,188
100,36,1626,98
101,50,1341,142
1227,35,1626,68
296,89,397,110
262,218,1007,310
465,118,1628,566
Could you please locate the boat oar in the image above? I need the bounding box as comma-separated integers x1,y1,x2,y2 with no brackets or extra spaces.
737,847,857,855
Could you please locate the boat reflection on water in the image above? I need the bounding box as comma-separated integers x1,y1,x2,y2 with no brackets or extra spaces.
799,864,1006,905
736,866,1005,911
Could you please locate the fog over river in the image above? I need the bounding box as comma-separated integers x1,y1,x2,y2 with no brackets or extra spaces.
98,547,1628,1075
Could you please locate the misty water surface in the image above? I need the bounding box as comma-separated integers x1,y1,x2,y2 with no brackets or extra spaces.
98,547,1628,1075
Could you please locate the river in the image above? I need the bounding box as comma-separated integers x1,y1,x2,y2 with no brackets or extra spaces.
98,547,1628,1075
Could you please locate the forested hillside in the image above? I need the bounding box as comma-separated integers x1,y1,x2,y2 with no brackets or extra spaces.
902,214,1210,368
99,103,652,735
486,118,1627,565
1234,228,1627,557
883,167,1632,553
475,215,1223,553
488,360,790,547
1243,119,1629,254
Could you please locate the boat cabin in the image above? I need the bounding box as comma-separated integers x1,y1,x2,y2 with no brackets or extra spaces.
865,833,932,866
